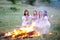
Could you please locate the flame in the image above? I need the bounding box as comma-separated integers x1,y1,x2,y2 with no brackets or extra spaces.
4,23,40,38
5,32,12,36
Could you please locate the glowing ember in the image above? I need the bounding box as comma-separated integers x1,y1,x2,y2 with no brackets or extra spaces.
49,32,53,35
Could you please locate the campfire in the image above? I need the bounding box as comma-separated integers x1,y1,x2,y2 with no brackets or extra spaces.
0,24,40,39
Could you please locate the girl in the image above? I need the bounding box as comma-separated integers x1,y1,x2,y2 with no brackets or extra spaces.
37,10,44,35
32,10,38,26
22,9,31,27
42,10,51,34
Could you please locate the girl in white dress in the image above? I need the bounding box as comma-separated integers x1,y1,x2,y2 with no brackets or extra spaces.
32,10,39,26
37,10,44,35
22,9,31,27
42,10,51,34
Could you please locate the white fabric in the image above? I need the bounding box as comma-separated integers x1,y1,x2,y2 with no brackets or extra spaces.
42,16,51,34
22,15,31,26
43,16,51,28
37,16,44,34
32,15,39,26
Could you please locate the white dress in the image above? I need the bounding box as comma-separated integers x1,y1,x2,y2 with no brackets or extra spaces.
22,15,31,26
42,16,51,34
32,15,39,26
36,16,44,34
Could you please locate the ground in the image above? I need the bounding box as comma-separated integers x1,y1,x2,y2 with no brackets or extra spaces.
0,1,60,40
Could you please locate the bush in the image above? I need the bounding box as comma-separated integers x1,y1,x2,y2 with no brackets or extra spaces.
7,0,18,4
26,0,36,5
10,7,17,11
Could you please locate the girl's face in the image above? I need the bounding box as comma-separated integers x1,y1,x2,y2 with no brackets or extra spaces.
39,11,42,17
25,12,29,16
33,11,37,16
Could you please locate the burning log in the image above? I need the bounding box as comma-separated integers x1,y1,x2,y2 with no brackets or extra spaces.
0,26,40,39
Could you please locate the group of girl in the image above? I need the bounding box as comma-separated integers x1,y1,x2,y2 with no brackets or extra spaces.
22,9,51,36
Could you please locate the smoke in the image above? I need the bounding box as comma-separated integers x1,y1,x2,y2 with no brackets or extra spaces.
34,21,51,36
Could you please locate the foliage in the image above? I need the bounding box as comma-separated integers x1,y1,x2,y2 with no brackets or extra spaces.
10,7,17,11
41,0,51,3
26,0,36,5
7,0,18,4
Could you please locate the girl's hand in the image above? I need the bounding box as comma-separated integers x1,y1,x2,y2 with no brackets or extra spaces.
26,16,29,21
32,18,36,21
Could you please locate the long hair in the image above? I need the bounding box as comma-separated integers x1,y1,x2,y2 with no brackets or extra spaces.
43,10,48,17
33,10,37,16
24,9,29,16
38,11,43,18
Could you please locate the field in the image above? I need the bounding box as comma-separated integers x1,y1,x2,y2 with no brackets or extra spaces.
0,1,60,40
